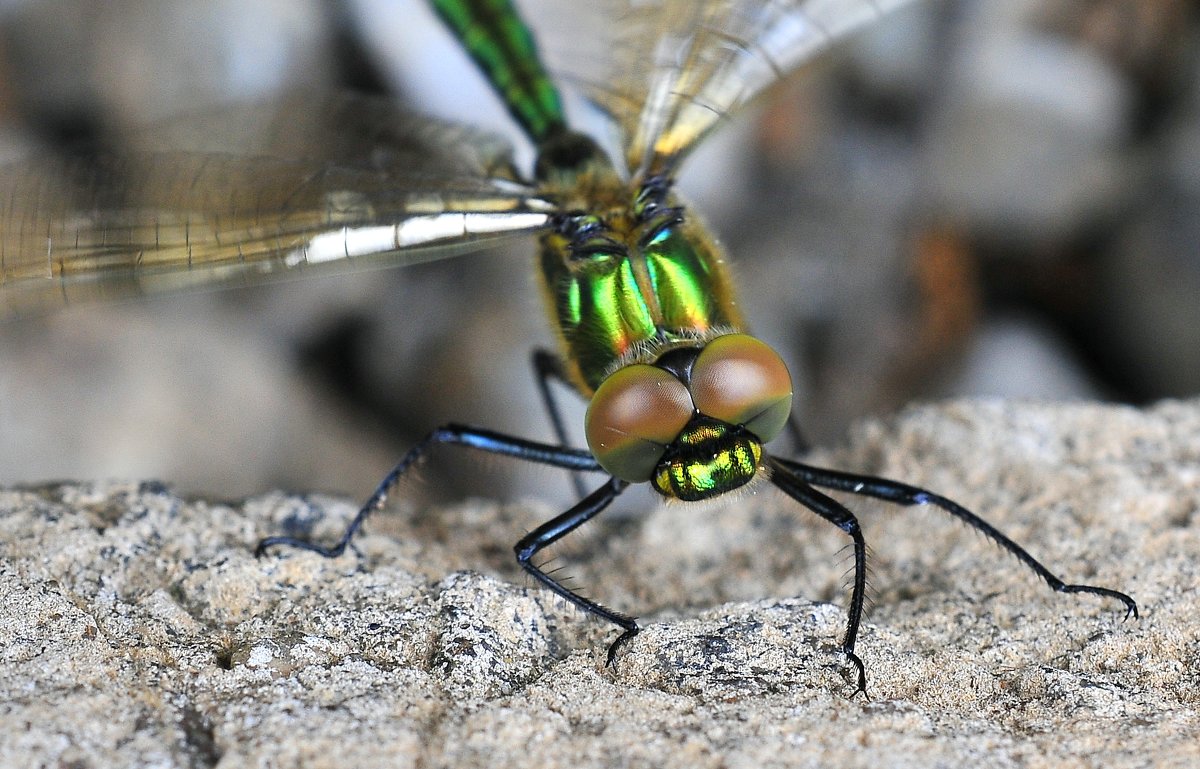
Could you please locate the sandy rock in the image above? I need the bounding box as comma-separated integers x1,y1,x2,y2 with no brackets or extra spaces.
1,399,1197,768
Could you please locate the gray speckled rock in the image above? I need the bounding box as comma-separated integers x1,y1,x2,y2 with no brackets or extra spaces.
1,399,1198,768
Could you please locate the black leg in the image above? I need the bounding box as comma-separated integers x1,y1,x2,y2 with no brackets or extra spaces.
256,423,604,558
776,457,1139,619
769,458,870,695
515,476,636,664
533,348,589,498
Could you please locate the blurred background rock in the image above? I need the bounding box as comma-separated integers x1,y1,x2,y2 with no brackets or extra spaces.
0,0,1196,505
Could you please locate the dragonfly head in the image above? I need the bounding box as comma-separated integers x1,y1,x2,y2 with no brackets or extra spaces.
584,334,793,501
534,130,619,193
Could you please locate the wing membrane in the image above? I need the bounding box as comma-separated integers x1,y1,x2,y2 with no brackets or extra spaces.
123,92,521,178
0,2,918,316
0,94,553,317
533,0,918,176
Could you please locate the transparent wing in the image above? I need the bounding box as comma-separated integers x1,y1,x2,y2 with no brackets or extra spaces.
533,0,919,177
0,93,554,318
122,92,520,177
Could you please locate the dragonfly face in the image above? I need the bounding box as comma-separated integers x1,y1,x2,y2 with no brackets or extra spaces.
585,333,793,500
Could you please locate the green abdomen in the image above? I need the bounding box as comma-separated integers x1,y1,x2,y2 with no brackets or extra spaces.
539,216,744,394
430,0,564,143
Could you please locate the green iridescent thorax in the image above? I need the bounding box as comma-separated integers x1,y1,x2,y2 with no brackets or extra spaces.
537,175,745,395
651,417,763,501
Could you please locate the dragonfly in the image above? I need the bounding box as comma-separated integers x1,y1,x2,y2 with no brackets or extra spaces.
0,0,1137,694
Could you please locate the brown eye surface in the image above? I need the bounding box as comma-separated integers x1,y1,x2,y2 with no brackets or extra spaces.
585,364,694,482
690,334,792,442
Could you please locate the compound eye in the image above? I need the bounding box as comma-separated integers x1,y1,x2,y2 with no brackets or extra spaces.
690,334,793,442
585,364,694,482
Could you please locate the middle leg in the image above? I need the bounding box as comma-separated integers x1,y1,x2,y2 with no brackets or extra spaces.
776,457,1138,618
532,348,590,498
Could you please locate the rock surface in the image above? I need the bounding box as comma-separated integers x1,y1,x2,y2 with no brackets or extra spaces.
1,399,1197,768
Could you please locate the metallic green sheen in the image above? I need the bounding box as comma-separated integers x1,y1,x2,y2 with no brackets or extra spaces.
431,0,565,142
651,420,762,501
541,246,657,389
643,226,720,331
541,221,743,392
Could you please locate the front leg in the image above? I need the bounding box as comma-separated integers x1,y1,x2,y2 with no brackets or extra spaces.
769,459,870,696
514,476,639,665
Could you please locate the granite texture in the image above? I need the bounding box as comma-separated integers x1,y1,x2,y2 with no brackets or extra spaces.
1,399,1197,768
